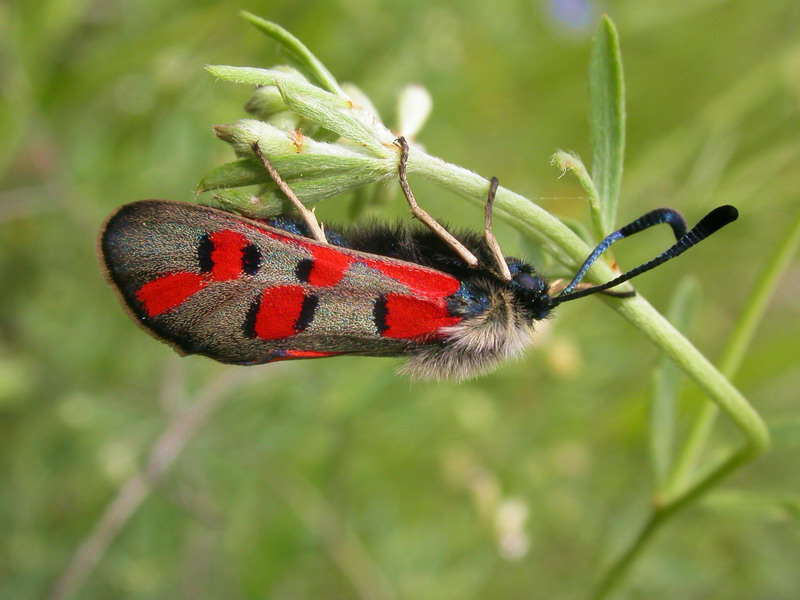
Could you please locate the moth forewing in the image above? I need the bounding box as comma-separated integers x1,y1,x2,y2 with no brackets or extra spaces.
100,200,475,369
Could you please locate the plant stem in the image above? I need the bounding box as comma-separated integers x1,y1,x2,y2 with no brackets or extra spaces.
590,211,799,598
592,443,756,600
668,210,800,496
612,294,768,451
409,148,590,269
49,368,256,600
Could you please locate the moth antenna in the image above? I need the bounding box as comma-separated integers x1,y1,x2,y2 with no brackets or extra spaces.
559,208,687,297
396,137,480,268
483,177,513,282
252,142,328,244
552,205,738,305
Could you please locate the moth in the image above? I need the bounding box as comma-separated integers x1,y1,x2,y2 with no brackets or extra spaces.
99,138,737,379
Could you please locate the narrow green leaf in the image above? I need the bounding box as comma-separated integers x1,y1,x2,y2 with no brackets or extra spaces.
209,170,395,218
203,187,287,218
206,64,311,87
201,171,394,219
197,154,389,192
589,15,625,235
703,489,800,525
258,170,395,206
650,276,701,487
275,79,391,155
341,82,382,124
240,12,344,96
198,159,264,191
551,150,604,237
203,188,261,214
206,66,391,155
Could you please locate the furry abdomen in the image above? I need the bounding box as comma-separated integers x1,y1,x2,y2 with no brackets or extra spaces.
401,287,536,380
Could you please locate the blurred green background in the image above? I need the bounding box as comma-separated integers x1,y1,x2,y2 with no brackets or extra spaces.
2,0,799,598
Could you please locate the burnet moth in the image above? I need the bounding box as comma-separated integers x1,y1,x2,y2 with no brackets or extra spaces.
99,137,738,380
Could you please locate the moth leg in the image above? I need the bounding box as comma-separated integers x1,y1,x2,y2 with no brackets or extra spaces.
483,177,512,282
252,142,328,244
395,137,480,268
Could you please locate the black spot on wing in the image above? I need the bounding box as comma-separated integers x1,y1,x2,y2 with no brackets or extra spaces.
243,294,261,339
294,294,319,332
373,295,388,334
295,258,313,283
242,244,261,275
198,233,213,273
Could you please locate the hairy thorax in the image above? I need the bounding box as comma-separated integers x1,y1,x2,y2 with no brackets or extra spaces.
401,286,537,380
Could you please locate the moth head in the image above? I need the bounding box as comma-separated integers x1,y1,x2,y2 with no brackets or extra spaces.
508,268,552,322
486,205,738,327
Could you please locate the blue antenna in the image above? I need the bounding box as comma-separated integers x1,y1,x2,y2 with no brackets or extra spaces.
552,205,739,305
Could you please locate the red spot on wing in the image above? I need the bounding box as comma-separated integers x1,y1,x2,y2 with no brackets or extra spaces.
363,258,461,296
135,229,252,318
210,230,248,281
382,293,461,340
307,245,354,287
136,272,207,317
286,349,339,359
266,349,342,362
252,285,306,340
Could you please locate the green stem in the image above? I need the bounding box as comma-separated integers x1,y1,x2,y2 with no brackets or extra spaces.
410,149,591,270
592,444,757,600
591,211,799,598
551,151,605,241
612,295,768,451
668,210,800,496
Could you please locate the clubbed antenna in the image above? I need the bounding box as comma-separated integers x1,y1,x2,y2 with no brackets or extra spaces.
552,205,739,305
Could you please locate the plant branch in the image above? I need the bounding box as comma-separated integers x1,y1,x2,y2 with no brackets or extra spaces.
592,444,756,600
205,18,772,599
668,210,800,496
266,467,398,600
589,211,799,599
240,11,345,96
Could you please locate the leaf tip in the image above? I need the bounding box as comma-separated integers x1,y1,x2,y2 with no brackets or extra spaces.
599,13,617,32
240,10,268,29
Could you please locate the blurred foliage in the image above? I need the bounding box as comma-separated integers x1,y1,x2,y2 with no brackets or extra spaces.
1,1,799,599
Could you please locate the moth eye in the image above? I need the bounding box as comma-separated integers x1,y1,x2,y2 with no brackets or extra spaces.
514,272,542,292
